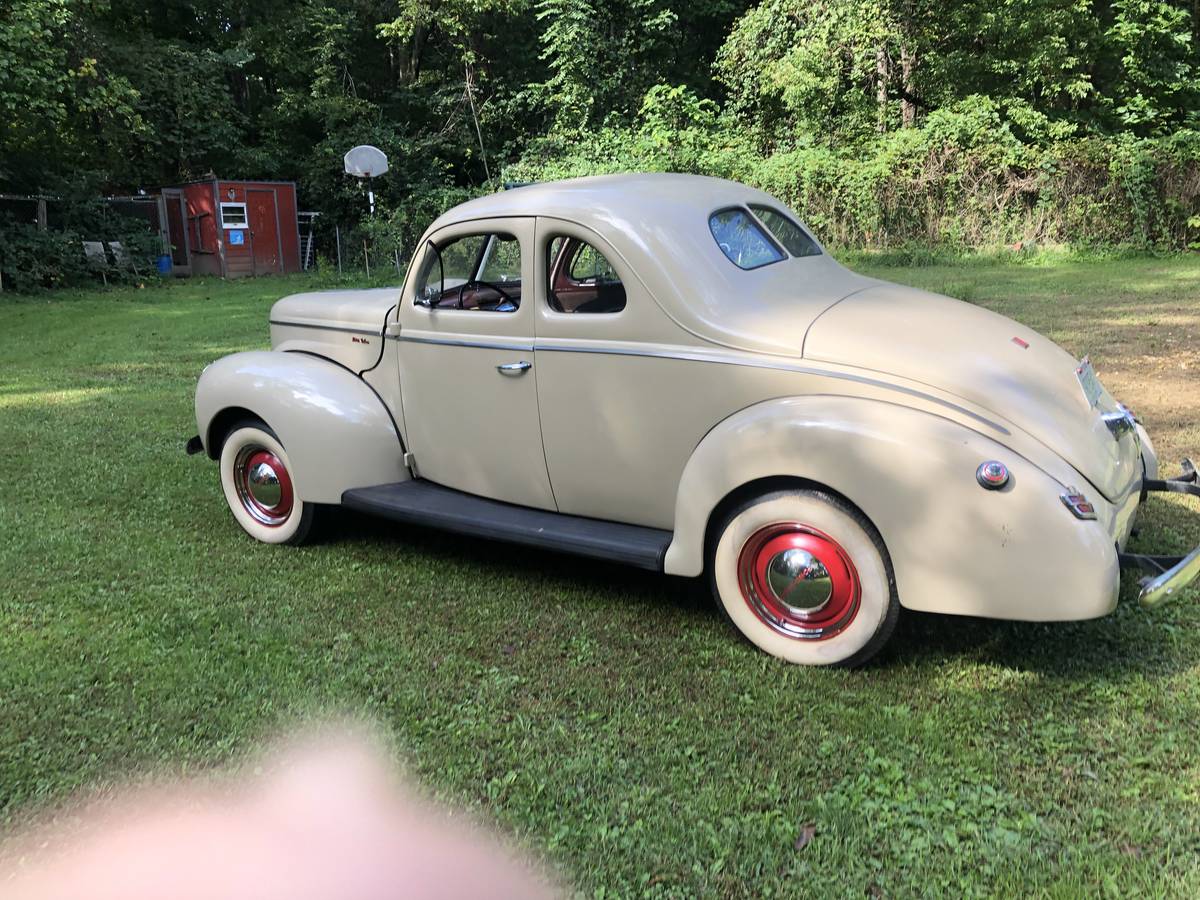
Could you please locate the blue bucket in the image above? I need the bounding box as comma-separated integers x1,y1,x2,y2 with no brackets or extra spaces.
156,254,173,276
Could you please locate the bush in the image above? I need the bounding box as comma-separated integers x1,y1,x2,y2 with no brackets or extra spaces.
0,222,91,292
358,183,473,266
503,88,1200,253
0,209,161,293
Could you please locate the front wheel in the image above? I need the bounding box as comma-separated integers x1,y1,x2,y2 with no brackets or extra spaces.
219,420,316,545
709,489,898,667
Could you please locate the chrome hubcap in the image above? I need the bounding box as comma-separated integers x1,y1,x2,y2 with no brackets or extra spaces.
233,445,294,527
737,523,861,641
765,548,833,616
246,460,283,509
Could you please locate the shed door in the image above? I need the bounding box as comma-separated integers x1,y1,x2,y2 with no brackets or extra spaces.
160,189,192,276
248,189,281,274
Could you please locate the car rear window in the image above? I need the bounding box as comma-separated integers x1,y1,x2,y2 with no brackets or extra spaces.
708,208,784,270
749,204,821,257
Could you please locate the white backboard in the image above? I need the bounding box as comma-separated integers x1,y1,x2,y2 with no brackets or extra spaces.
344,145,389,178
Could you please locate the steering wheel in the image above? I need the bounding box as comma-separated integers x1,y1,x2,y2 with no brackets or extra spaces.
457,279,515,310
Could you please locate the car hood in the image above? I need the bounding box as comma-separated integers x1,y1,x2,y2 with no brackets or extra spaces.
268,288,398,373
803,283,1141,500
270,288,398,333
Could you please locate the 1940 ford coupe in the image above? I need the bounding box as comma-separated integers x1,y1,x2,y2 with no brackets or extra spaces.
188,174,1199,666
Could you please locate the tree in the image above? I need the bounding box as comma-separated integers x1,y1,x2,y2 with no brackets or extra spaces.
0,0,143,190
717,0,1200,146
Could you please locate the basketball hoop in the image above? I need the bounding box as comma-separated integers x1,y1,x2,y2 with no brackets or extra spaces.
344,145,389,215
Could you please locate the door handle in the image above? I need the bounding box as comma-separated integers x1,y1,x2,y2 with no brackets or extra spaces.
497,360,531,375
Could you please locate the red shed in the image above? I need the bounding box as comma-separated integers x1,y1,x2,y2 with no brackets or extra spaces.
163,178,301,278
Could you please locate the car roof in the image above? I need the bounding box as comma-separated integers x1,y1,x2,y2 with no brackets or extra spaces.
423,173,877,357
428,173,773,231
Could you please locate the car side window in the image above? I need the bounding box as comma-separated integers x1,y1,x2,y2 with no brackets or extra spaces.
417,232,522,311
546,236,627,314
749,204,821,258
709,208,784,270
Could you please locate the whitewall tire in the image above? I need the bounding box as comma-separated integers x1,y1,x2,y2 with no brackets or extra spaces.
709,489,898,667
219,421,316,545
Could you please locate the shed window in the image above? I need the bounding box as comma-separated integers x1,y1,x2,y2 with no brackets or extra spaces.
709,208,784,270
220,202,248,229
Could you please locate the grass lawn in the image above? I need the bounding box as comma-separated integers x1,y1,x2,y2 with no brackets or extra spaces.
2,257,1199,897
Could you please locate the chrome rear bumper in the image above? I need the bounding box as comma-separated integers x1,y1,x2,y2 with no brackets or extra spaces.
1138,547,1200,607
1119,459,1200,607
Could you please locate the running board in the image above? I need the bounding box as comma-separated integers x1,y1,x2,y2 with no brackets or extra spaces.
341,480,672,571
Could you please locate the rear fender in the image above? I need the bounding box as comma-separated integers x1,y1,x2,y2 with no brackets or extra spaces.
195,351,408,503
664,396,1119,622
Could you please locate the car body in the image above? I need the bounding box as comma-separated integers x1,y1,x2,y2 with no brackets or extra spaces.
189,173,1200,666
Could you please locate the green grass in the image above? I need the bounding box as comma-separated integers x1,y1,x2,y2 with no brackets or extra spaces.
2,259,1199,898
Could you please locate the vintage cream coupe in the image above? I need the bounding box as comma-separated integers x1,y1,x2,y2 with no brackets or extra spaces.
187,174,1200,666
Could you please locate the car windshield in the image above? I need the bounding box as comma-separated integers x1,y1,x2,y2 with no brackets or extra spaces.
708,208,784,270
749,205,821,257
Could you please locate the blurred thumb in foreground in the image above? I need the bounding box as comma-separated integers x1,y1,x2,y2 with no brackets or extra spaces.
1,727,559,900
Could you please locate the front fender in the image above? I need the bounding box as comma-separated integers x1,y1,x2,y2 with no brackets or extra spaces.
664,396,1119,622
194,351,408,503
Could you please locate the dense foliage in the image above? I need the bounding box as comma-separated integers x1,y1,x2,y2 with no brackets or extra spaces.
3,0,1200,282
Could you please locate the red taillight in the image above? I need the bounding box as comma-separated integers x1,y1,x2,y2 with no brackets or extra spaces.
1060,491,1097,520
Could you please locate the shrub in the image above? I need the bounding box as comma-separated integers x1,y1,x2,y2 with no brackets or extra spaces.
0,222,90,292
503,87,1200,253
358,183,473,264
0,209,162,293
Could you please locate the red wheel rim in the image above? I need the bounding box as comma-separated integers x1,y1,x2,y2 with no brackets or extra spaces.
737,523,860,640
233,446,294,526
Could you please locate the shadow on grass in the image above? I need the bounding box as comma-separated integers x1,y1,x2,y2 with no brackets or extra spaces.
882,598,1185,680
318,508,1186,680
321,506,711,621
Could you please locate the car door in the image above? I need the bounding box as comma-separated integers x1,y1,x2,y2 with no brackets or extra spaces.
534,219,694,530
396,216,556,511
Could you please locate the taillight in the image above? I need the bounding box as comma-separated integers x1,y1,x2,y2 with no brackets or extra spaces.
1060,490,1097,520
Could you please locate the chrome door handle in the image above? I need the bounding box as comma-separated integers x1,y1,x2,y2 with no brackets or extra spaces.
497,360,531,375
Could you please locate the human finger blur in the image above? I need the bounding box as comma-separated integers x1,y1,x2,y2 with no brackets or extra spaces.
1,726,559,900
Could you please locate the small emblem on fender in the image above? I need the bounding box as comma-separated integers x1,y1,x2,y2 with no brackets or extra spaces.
352,336,371,344
1011,336,1029,349
1060,489,1097,519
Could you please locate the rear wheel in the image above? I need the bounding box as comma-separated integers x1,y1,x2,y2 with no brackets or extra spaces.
219,420,316,545
709,489,898,667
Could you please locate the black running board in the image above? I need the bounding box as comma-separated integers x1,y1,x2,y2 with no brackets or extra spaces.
341,480,672,571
